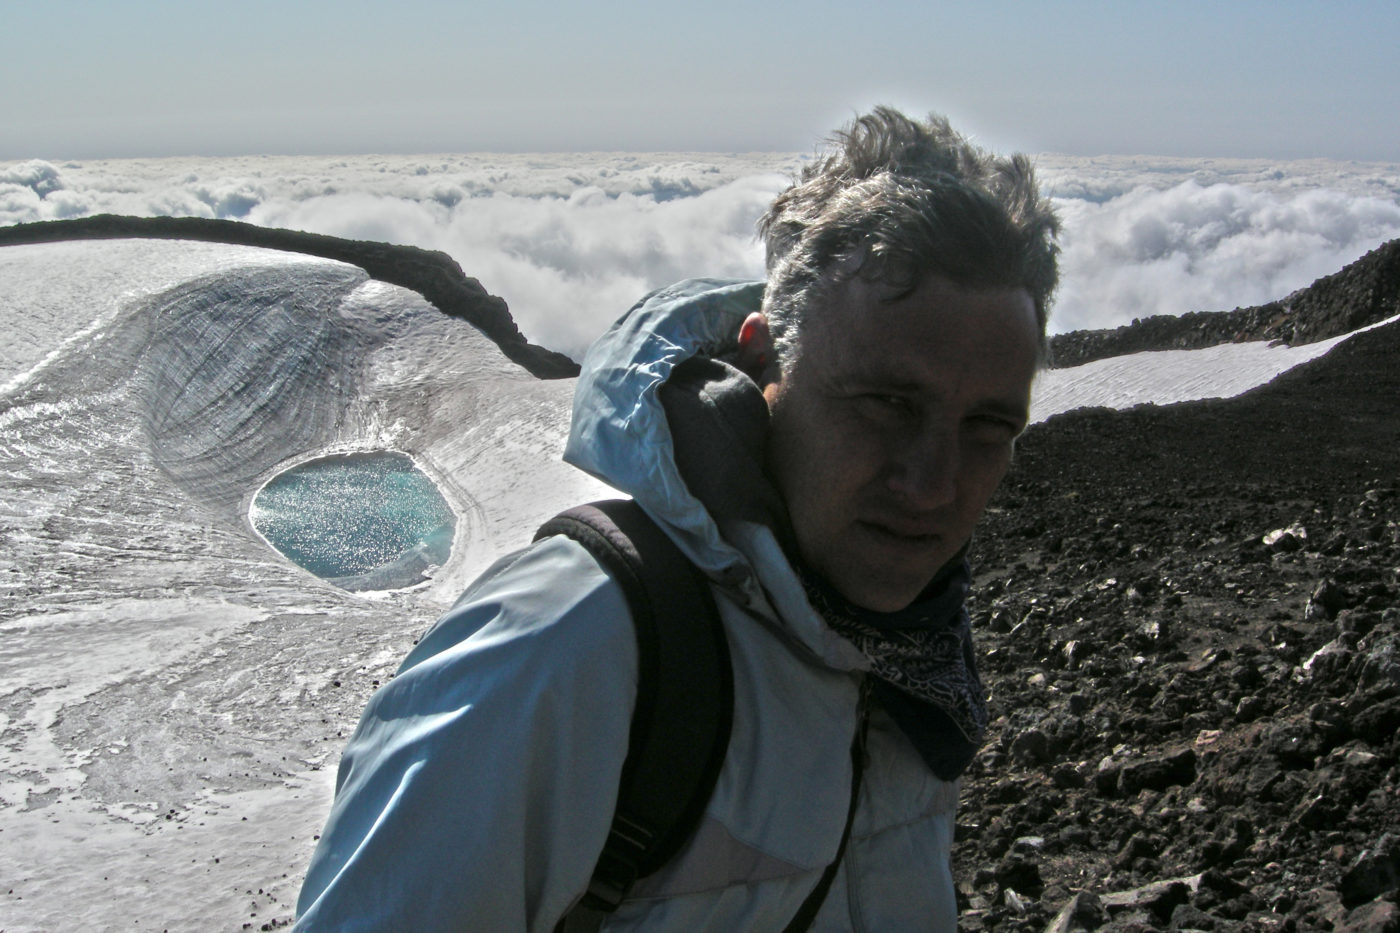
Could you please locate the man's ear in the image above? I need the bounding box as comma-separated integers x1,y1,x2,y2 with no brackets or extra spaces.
735,312,776,384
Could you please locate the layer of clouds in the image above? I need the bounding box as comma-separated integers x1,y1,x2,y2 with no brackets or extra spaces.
244,175,788,356
3,152,1399,357
1037,155,1400,332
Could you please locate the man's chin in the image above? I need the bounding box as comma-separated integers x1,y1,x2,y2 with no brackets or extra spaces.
825,569,928,614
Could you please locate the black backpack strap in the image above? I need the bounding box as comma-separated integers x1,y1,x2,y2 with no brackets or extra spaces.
537,500,733,929
780,680,871,933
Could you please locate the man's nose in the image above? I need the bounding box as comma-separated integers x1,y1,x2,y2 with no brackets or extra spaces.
885,426,958,508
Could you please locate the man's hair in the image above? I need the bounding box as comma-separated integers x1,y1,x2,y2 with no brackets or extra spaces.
758,106,1060,365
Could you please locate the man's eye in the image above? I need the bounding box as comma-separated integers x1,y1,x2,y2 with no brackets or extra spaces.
966,416,1020,443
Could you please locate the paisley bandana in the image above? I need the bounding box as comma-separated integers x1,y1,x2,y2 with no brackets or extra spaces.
799,557,989,780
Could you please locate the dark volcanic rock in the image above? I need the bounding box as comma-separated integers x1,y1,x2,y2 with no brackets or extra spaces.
996,853,1046,898
1354,699,1400,746
1102,876,1197,922
1336,899,1400,933
1046,891,1106,932
1118,749,1197,795
1341,835,1400,908
956,254,1400,929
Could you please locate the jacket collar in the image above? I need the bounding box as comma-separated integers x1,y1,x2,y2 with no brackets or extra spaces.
564,279,866,669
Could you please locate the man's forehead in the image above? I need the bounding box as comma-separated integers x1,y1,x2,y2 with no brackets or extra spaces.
815,274,1036,339
798,274,1039,398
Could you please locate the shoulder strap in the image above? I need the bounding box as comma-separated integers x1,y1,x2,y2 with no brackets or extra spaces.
537,500,733,928
780,681,870,933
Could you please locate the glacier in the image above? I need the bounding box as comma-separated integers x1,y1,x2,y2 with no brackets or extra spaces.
0,239,608,931
0,236,1381,930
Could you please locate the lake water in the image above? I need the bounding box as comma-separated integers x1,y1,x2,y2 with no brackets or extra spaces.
250,451,455,591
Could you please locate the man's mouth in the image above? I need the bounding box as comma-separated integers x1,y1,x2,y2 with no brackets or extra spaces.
858,519,942,546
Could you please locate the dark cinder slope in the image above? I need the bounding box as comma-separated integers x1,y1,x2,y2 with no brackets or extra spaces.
956,320,1400,925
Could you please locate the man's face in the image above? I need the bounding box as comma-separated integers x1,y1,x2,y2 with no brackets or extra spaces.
762,274,1039,612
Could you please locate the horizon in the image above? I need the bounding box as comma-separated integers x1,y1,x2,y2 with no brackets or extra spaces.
3,150,1399,358
3,1,1398,162
12,147,1400,167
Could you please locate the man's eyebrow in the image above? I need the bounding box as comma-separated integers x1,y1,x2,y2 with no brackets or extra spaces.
840,373,1029,413
828,371,923,393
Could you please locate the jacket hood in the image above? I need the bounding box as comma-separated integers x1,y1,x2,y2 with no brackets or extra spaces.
564,278,762,577
564,278,867,669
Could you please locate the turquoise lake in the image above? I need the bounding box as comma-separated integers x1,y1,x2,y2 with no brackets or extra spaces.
251,451,455,591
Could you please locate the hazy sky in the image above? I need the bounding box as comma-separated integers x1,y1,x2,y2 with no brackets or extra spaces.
4,0,1398,161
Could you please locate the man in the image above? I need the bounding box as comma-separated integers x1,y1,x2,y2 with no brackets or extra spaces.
295,106,1059,931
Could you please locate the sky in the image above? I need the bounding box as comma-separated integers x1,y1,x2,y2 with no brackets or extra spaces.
4,0,1398,161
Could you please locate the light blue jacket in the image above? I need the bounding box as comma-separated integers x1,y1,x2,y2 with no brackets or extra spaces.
295,279,960,931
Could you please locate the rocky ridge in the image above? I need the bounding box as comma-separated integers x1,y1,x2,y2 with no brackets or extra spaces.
0,214,581,379
1049,239,1400,368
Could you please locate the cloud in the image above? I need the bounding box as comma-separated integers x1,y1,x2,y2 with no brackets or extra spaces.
1050,179,1400,332
0,184,44,224
0,160,65,199
245,175,784,357
2,150,1398,356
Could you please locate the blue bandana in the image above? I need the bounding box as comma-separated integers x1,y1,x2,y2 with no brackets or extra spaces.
798,555,988,781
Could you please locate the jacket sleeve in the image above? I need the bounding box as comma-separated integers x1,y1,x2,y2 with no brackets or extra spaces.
295,535,638,932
